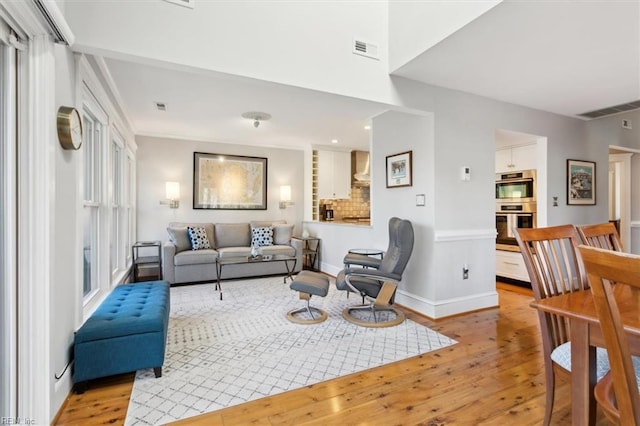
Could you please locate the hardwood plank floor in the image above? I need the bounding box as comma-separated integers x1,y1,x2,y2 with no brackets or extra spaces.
55,284,610,425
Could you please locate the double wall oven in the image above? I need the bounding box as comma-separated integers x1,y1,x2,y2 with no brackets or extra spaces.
496,170,536,250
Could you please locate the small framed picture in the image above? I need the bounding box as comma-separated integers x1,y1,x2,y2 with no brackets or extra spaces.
386,151,413,188
567,159,596,205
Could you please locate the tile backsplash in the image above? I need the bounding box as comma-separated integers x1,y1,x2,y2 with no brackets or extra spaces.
320,186,370,220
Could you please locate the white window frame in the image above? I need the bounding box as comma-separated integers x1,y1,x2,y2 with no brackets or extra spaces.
80,86,108,311
76,55,137,319
0,24,18,420
110,127,125,279
124,148,136,267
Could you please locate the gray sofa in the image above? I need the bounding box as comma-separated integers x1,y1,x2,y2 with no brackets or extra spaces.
162,221,302,284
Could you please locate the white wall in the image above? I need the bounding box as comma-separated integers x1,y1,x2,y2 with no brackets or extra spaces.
388,0,502,72
51,44,79,418
136,136,304,243
306,78,609,318
586,109,640,253
64,1,391,103
389,77,607,228
370,111,436,297
631,154,640,254
586,110,640,150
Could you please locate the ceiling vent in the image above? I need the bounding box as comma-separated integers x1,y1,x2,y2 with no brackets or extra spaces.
578,100,640,119
353,38,379,60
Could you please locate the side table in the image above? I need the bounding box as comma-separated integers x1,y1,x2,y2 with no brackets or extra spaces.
132,241,162,282
348,248,384,259
344,248,384,269
293,237,321,271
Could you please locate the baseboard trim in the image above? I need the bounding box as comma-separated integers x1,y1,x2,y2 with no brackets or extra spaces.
395,289,498,319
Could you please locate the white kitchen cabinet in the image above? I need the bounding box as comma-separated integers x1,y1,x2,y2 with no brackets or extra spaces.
495,144,537,173
317,150,350,199
496,250,530,283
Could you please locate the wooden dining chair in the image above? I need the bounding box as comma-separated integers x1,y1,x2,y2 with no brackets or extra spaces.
579,245,640,425
577,222,623,252
514,225,610,426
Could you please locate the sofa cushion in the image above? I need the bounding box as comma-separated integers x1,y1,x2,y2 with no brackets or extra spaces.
174,249,218,266
215,223,251,248
169,222,214,248
218,247,252,258
259,245,296,257
250,220,285,229
251,226,273,247
167,226,191,253
273,224,294,245
188,226,211,250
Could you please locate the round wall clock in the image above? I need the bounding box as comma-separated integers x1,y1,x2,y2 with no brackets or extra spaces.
57,106,83,150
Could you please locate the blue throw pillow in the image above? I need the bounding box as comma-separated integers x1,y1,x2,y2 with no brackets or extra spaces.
187,226,211,250
251,226,273,247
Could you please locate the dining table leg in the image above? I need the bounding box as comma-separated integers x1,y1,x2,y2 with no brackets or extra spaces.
571,319,598,426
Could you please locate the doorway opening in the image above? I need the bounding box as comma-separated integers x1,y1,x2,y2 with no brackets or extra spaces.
608,145,640,253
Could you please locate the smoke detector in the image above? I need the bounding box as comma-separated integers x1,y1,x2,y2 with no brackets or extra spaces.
242,111,272,128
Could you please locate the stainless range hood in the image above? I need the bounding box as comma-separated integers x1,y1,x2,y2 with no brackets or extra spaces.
351,150,370,186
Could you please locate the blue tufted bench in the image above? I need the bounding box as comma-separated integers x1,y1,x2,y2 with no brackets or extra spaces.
73,281,170,393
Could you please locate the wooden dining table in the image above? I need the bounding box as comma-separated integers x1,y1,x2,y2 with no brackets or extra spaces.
530,285,640,426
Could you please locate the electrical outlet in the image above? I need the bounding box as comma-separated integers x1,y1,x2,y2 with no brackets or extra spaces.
463,265,469,280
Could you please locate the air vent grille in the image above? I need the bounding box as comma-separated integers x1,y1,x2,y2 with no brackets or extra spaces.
353,38,379,60
578,100,640,119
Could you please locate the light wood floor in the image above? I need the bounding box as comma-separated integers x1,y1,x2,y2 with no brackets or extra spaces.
55,283,610,425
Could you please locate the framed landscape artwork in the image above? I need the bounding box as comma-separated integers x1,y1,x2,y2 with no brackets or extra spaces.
386,151,413,188
193,152,267,209
567,159,596,205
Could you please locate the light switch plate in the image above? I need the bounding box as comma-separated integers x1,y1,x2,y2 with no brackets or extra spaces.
416,194,425,206
461,166,471,181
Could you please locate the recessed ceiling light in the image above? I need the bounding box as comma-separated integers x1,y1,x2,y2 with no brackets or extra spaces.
331,139,338,144
364,125,371,130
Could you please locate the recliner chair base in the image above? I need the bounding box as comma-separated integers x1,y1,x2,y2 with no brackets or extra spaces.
341,304,405,328
287,305,328,324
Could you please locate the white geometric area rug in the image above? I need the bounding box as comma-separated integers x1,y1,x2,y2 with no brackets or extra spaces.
125,276,457,425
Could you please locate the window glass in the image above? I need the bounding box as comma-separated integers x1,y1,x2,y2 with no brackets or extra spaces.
110,138,122,275
82,110,103,298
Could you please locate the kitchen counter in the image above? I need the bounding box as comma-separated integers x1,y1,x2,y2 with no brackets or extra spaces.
338,216,370,224
315,219,371,226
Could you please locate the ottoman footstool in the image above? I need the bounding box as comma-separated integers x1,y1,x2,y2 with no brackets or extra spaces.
73,280,170,393
287,271,330,324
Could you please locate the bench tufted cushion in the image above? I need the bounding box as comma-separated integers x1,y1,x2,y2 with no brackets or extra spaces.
75,282,170,343
74,281,170,386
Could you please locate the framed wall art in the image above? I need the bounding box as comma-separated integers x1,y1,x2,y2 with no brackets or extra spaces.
386,151,413,188
193,152,267,209
567,159,596,205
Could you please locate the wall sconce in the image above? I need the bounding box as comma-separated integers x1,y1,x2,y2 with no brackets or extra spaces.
279,185,293,209
161,181,180,208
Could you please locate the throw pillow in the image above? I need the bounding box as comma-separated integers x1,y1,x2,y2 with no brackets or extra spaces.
167,226,191,253
251,226,273,247
187,226,211,250
273,224,294,245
